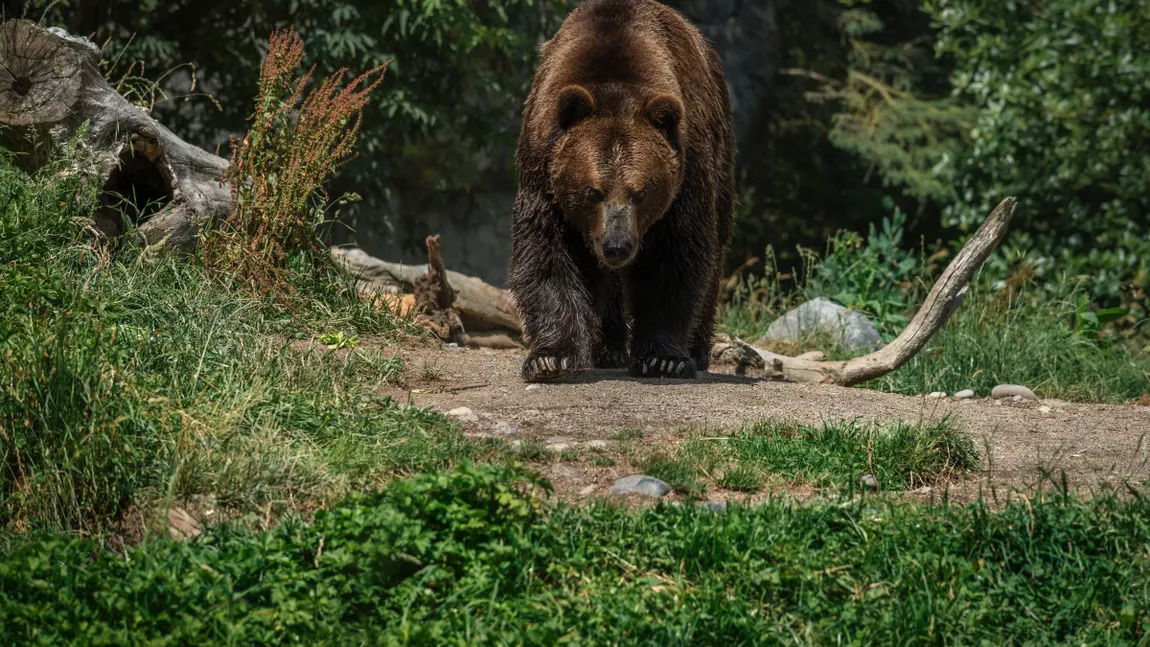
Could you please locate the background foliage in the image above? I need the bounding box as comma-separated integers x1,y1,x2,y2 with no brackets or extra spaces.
10,0,1147,315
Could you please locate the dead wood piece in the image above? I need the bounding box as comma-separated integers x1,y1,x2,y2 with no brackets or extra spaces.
0,20,230,248
749,198,1017,385
711,333,783,378
425,234,455,310
332,246,522,334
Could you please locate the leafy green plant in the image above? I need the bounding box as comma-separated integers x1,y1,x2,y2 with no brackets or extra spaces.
316,330,358,349
809,201,930,336
3,464,1149,645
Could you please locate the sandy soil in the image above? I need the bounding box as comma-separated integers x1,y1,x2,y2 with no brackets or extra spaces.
378,346,1150,505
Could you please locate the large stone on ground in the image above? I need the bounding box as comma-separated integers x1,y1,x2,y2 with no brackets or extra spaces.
764,297,882,351
610,475,672,498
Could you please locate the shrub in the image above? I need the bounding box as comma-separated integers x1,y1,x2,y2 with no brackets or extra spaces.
203,28,387,291
927,0,1150,315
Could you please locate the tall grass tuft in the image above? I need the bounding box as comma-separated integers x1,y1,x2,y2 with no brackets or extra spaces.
203,28,388,291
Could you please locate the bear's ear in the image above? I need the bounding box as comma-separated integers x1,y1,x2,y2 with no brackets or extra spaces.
645,94,683,146
556,85,595,130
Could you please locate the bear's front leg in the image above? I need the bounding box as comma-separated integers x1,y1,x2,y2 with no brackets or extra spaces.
507,190,600,382
625,216,713,379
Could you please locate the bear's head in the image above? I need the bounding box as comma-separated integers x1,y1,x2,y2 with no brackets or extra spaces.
547,84,684,269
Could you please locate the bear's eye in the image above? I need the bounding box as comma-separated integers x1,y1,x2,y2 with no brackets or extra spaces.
632,188,648,203
584,188,604,202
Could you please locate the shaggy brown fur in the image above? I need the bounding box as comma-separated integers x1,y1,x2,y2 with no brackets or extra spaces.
507,0,735,382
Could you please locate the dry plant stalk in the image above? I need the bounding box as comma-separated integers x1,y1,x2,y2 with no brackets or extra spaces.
204,27,389,290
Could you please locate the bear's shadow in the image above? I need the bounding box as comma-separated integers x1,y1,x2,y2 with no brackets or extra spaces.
539,368,761,386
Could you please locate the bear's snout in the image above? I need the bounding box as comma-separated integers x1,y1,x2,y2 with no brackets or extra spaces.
597,203,638,268
602,234,634,266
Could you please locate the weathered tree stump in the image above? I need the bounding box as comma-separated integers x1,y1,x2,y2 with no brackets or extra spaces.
0,19,229,248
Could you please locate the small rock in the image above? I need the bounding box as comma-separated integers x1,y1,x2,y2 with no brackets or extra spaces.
1011,395,1023,403
927,391,948,399
550,464,579,478
525,384,542,391
954,389,975,400
494,421,521,436
991,384,1038,402
447,407,479,424
700,500,726,512
578,485,597,496
764,297,883,352
445,343,462,350
167,507,202,541
586,439,609,450
610,475,672,498
1038,405,1052,414
547,443,572,453
859,473,879,492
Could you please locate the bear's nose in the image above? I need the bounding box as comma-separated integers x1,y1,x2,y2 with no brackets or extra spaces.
602,236,634,264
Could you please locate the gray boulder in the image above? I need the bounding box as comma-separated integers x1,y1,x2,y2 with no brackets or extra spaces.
610,475,672,498
765,297,882,352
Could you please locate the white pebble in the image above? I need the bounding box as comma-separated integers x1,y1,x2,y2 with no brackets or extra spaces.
927,391,948,399
954,389,975,400
447,407,478,424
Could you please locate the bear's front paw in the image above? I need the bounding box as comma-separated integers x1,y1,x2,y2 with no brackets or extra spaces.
632,355,697,379
522,355,579,382
595,347,630,369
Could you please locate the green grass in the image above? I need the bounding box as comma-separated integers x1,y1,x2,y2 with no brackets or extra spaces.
636,420,977,496
0,140,469,546
3,464,1148,645
865,286,1150,402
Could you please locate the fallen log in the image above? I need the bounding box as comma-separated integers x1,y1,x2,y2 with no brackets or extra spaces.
331,246,522,334
0,20,230,248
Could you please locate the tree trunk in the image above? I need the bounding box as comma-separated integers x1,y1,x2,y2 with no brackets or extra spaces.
0,19,230,248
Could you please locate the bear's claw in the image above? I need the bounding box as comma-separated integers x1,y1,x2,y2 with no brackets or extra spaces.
632,355,696,379
522,355,578,382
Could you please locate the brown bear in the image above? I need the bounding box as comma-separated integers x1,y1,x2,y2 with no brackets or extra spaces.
507,0,735,382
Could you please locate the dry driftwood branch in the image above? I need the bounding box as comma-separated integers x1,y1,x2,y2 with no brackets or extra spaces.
412,234,466,345
0,20,230,248
748,197,1017,385
331,246,522,334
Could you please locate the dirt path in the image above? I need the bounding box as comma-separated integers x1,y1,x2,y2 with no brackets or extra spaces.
379,346,1150,503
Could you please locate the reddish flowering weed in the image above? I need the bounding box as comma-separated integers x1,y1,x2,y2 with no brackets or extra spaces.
204,28,388,291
